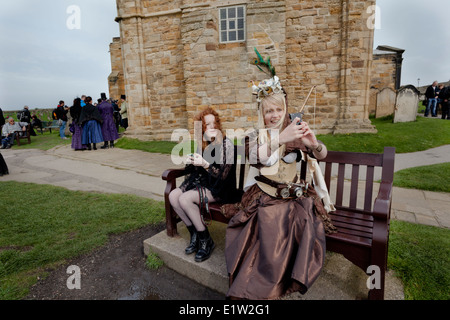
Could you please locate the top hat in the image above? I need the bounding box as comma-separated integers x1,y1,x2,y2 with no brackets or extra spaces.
100,93,107,100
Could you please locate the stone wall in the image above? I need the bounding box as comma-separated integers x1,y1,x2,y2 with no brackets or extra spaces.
111,0,379,140
108,37,125,101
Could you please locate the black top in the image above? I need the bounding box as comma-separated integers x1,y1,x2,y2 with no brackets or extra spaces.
180,138,241,203
79,103,103,125
56,105,68,121
0,108,4,126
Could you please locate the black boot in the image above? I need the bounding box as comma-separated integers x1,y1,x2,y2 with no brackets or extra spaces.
93,143,97,150
185,225,199,255
86,144,92,151
195,228,215,262
101,141,109,149
110,141,114,148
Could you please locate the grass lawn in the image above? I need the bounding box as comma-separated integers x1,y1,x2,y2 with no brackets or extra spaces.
388,220,450,300
317,115,450,153
394,163,450,193
0,181,165,300
12,130,72,151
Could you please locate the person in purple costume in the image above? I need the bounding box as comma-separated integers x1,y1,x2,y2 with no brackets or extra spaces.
70,98,87,151
97,93,120,149
79,96,104,151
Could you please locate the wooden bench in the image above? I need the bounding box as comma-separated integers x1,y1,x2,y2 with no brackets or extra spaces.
162,146,395,300
14,124,31,146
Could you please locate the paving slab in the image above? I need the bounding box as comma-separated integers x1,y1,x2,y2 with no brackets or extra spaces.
144,222,404,300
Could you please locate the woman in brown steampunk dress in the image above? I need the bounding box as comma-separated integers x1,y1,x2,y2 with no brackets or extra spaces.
224,74,336,300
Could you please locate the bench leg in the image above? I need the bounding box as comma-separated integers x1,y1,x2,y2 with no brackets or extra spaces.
165,201,178,237
164,182,178,237
368,230,388,300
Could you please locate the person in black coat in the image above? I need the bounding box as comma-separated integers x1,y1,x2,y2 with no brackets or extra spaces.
78,97,104,150
439,86,450,120
0,107,5,127
425,81,439,117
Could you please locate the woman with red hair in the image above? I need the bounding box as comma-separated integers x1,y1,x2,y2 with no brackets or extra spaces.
169,107,240,262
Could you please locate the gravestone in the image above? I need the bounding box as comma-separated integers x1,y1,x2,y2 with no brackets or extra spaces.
394,85,419,123
376,87,396,118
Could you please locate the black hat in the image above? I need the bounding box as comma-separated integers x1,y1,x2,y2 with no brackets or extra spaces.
100,93,107,100
120,95,126,100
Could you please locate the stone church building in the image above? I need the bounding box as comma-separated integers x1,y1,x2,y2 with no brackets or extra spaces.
109,0,386,140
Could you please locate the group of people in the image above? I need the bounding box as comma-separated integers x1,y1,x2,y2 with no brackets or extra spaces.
55,94,128,151
424,81,450,119
169,57,337,300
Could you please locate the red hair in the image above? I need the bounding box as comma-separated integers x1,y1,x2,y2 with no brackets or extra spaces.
193,107,224,151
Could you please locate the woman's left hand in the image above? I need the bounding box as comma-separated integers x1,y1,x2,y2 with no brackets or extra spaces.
298,121,319,149
186,153,210,169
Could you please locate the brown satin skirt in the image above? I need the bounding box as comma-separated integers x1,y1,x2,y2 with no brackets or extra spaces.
225,184,326,300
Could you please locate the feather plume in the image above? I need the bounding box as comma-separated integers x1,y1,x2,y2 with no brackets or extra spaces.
251,48,276,77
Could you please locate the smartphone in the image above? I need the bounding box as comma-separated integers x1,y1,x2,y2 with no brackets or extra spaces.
289,112,304,125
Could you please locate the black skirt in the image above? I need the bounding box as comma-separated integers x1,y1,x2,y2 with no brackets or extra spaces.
0,152,9,175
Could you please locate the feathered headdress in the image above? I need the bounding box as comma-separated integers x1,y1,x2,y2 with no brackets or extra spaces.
251,48,283,102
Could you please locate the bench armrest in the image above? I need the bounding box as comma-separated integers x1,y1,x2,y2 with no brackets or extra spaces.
162,168,187,181
372,181,393,220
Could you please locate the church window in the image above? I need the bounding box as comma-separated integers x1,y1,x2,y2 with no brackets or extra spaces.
219,5,246,43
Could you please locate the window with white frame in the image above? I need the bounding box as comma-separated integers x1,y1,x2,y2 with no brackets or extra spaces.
219,5,246,43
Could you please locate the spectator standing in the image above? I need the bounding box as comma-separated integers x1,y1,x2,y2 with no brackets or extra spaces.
0,107,7,175
119,95,128,129
81,95,86,107
70,98,87,151
0,149,8,176
56,100,69,139
18,106,31,123
0,107,5,127
425,81,439,117
79,96,104,151
18,106,36,136
439,86,450,120
97,93,119,149
111,99,121,132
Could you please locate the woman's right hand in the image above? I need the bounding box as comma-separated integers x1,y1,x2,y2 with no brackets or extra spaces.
279,117,304,145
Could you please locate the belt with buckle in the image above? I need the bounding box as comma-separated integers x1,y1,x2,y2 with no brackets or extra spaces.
255,175,308,199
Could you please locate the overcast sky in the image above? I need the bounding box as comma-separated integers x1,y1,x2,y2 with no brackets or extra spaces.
1,0,449,111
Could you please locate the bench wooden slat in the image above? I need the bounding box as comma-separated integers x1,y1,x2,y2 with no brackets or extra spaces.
322,151,383,167
327,232,372,247
330,207,374,222
330,214,373,228
332,221,373,236
349,164,359,208
324,162,332,192
335,163,345,206
364,165,375,211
